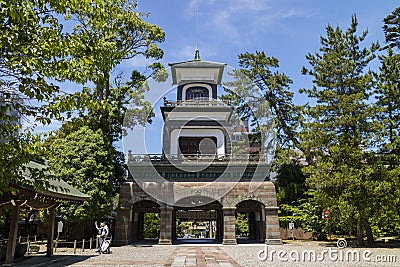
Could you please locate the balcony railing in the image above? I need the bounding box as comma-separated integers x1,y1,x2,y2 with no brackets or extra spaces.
163,98,231,107
127,154,267,164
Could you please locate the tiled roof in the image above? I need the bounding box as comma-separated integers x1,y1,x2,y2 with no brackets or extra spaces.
12,160,90,202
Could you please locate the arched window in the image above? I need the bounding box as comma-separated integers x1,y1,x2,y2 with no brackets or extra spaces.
185,87,209,100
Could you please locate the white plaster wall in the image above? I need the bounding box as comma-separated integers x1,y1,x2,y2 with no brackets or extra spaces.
178,68,220,84
170,128,225,156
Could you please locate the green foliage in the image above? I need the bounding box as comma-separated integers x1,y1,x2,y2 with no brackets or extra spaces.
45,126,115,224
222,12,400,242
300,15,395,244
370,46,400,236
222,52,302,150
1,0,165,193
235,213,249,237
280,194,328,240
0,0,67,191
0,121,49,193
374,47,400,166
176,222,189,238
224,12,400,242
50,0,165,143
143,213,160,238
275,161,307,206
383,7,400,50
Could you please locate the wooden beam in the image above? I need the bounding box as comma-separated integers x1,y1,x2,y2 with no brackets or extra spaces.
46,206,55,257
24,200,54,209
4,203,20,266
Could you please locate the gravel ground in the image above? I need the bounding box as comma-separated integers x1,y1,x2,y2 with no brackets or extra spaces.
15,245,176,267
12,241,400,267
221,241,400,267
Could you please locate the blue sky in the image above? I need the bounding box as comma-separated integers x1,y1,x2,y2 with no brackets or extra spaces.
32,1,399,154
131,0,398,104
118,0,399,154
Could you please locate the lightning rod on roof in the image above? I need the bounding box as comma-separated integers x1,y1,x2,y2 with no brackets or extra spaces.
194,7,200,60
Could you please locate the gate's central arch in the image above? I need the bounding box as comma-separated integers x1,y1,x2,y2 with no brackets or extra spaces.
174,197,222,243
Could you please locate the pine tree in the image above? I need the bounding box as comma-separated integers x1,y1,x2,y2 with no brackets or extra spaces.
300,15,379,245
383,7,400,50
374,47,400,167
223,52,301,149
370,47,400,236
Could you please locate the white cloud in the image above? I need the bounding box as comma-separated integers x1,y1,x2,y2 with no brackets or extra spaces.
227,0,270,13
211,10,241,40
256,7,316,26
186,0,216,17
170,45,197,61
127,55,151,68
186,1,317,46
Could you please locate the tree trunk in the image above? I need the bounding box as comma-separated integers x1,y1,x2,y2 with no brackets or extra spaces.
363,219,375,246
356,217,364,246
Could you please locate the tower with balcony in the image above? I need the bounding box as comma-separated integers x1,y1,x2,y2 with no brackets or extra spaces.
115,50,282,245
161,51,231,160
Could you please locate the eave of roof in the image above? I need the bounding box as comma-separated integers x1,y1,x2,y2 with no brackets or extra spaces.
168,59,227,85
168,59,227,68
15,161,90,202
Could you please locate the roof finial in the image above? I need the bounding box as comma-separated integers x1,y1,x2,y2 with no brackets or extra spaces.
194,49,200,60
194,7,200,60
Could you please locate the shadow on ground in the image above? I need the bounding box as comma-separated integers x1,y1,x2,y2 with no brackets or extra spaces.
12,254,97,267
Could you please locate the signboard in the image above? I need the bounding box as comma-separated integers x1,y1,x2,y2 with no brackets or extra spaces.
288,222,295,229
323,209,330,221
176,210,217,220
57,221,64,233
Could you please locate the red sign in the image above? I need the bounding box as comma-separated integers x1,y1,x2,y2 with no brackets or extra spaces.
323,209,330,221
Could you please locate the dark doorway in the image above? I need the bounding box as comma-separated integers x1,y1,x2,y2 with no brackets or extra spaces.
132,200,160,243
236,200,265,243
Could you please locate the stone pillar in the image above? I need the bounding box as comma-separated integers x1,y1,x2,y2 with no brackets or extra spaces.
209,220,213,238
222,207,237,245
131,212,139,241
171,210,177,241
46,206,56,256
4,203,20,266
114,207,133,245
138,212,144,240
158,205,173,245
217,209,223,241
265,207,282,244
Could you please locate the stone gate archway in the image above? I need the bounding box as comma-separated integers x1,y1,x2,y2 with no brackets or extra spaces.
173,197,223,243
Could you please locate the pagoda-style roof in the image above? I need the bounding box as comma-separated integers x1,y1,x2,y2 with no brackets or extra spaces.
4,160,90,206
168,58,226,85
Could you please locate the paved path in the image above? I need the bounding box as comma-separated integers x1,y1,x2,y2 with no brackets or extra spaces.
167,246,240,267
